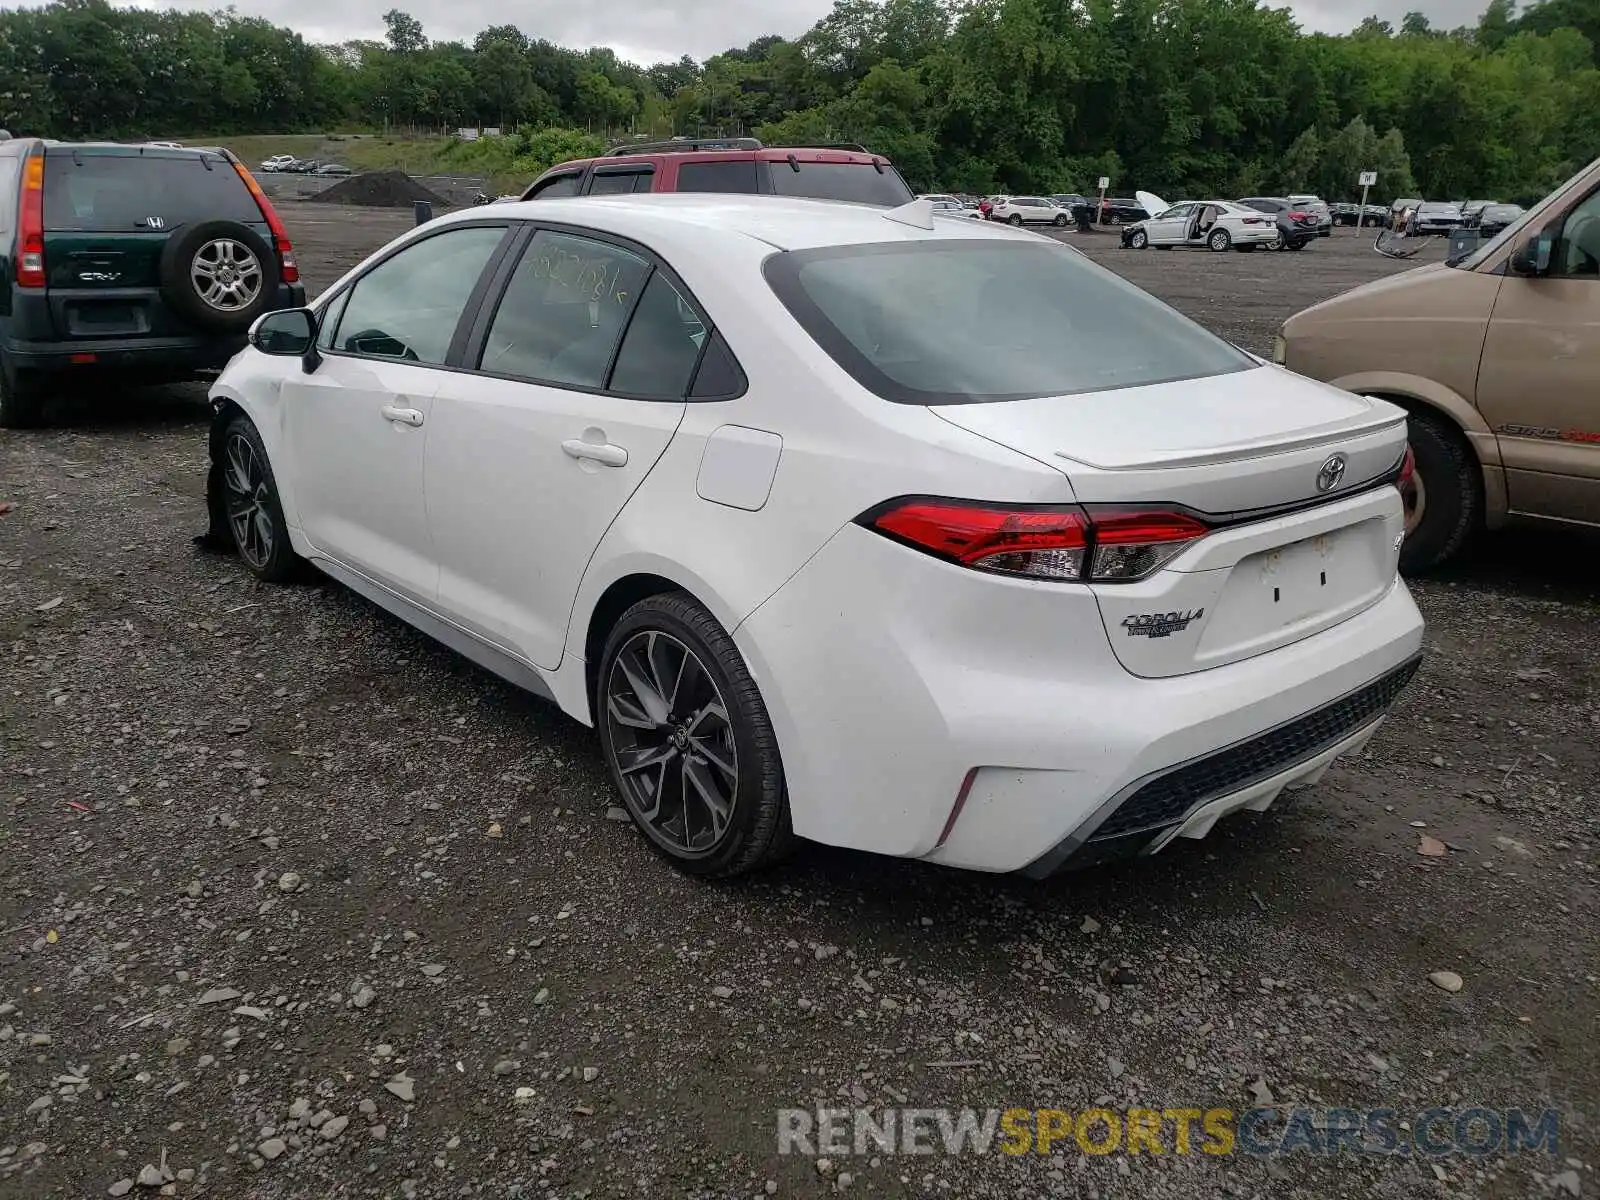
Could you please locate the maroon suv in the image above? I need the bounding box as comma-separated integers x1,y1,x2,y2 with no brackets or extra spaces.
519,138,915,207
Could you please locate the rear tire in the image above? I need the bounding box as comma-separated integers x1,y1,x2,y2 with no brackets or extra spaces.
1208,228,1232,252
0,353,46,430
597,594,794,877
1399,410,1481,573
1007,214,1023,226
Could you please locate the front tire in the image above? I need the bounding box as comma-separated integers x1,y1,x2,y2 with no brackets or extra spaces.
598,594,793,877
1053,213,1068,227
220,416,304,583
1399,411,1481,573
1128,229,1148,249
1208,228,1232,252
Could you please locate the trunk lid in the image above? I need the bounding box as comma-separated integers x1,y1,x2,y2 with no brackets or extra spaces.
930,365,1408,677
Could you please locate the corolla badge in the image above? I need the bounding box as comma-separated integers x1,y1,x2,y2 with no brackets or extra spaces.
1122,609,1204,638
1316,453,1348,493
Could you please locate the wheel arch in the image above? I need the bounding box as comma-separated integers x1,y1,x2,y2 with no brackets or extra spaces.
1340,381,1508,529
568,560,745,726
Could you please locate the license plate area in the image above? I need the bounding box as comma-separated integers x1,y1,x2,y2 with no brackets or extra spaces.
1194,520,1390,666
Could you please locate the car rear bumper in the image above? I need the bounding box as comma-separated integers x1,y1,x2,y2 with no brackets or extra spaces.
736,523,1425,874
3,284,305,376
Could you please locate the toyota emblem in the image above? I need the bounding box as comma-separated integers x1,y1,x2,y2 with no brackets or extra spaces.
1316,453,1347,493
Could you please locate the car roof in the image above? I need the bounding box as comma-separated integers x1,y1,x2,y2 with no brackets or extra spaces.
427,193,1036,254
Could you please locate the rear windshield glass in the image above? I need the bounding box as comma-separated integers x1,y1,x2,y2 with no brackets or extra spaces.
764,161,913,207
764,240,1254,405
43,153,259,231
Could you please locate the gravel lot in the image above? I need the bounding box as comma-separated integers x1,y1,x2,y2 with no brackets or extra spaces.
2,208,1596,1200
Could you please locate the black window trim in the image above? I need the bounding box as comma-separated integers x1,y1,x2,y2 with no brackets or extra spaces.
457,218,746,403
313,220,518,370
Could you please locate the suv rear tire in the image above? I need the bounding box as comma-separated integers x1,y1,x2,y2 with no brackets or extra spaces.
160,221,281,335
1400,410,1481,573
0,353,46,430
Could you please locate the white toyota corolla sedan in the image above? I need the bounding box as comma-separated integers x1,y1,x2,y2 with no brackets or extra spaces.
204,194,1424,878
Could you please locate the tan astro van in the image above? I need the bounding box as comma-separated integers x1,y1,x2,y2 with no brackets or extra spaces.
1275,155,1600,571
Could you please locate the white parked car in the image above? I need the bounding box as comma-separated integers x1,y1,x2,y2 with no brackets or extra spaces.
259,154,297,172
1124,194,1280,251
206,194,1423,878
988,195,1070,227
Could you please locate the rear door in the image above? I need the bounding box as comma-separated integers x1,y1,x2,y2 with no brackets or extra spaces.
41,148,266,339
1475,183,1600,525
425,226,694,669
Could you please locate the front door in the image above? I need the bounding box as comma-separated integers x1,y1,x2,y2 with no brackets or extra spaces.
1476,184,1600,525
282,223,510,602
1147,204,1192,244
427,228,701,669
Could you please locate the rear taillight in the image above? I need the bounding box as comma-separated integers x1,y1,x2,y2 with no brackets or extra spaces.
861,499,1209,583
18,154,45,289
232,161,298,284
1288,210,1311,221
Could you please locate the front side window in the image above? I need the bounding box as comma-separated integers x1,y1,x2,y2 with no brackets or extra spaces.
1554,188,1600,278
765,239,1254,405
529,172,583,199
479,230,652,389
333,225,507,365
589,170,654,196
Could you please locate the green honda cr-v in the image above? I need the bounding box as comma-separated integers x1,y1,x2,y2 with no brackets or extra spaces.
0,136,305,428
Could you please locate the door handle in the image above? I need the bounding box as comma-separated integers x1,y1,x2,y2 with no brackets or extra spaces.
561,438,628,467
381,405,424,427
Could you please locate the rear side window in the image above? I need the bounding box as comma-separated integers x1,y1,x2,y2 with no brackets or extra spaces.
677,161,759,194
764,162,913,207
765,240,1253,405
0,158,18,237
42,153,259,231
608,272,705,399
479,230,652,389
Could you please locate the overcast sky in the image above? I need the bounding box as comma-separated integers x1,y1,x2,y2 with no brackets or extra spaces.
125,0,1492,66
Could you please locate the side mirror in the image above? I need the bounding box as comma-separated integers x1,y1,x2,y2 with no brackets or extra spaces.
1509,231,1553,277
248,308,320,371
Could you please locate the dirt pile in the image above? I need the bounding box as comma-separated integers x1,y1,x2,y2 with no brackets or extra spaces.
312,169,447,209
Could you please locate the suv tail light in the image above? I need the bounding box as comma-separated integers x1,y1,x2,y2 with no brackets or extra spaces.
17,153,45,289
1288,210,1312,221
860,499,1209,583
232,162,298,284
